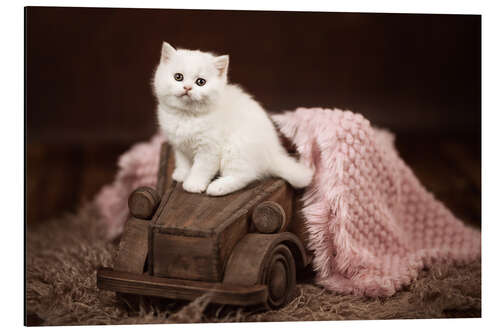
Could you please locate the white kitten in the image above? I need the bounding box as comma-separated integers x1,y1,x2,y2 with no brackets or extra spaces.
153,42,313,196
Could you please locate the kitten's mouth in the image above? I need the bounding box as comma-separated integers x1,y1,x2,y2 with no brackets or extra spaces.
178,92,191,98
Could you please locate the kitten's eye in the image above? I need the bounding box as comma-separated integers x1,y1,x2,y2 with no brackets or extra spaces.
195,78,206,86
174,73,183,81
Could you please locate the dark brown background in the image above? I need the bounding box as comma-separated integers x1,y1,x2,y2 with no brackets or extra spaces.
26,7,481,226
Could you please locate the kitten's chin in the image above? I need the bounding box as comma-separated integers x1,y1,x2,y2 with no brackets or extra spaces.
176,94,202,106
178,94,197,103
160,94,212,114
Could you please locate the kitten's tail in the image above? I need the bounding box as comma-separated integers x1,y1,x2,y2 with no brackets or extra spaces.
270,154,314,188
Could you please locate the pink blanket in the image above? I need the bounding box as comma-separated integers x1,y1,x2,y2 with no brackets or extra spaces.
95,107,480,297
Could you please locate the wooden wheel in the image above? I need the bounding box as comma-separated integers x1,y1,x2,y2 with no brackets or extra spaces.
223,233,306,308
262,244,296,309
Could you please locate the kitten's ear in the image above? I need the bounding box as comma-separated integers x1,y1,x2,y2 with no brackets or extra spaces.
214,55,229,77
161,42,176,63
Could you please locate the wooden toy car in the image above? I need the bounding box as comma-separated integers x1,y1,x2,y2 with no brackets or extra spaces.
97,143,312,309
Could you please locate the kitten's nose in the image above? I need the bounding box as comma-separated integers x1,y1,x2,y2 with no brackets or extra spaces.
183,85,192,91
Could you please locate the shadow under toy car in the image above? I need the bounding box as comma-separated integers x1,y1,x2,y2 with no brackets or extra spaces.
97,143,312,309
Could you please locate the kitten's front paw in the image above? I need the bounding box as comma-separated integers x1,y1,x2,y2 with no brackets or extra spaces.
172,168,189,182
182,178,208,193
206,180,231,196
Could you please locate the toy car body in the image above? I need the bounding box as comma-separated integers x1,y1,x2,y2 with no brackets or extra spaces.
97,143,311,308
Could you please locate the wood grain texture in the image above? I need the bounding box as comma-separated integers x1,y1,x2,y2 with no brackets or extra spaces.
128,186,160,219
151,232,218,281
149,177,290,281
223,232,307,286
114,143,174,273
153,178,286,235
150,210,249,282
26,142,129,225
97,268,268,306
252,201,286,234
261,244,296,308
263,182,295,233
156,143,171,196
114,217,151,273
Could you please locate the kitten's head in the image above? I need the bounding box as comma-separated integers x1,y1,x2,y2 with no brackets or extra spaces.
153,42,229,112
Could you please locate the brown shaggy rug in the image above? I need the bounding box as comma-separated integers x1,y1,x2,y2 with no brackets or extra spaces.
26,204,481,326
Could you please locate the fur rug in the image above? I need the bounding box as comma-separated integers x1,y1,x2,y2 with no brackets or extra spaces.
26,204,481,326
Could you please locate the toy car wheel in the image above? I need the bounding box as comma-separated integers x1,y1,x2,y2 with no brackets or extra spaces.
262,244,296,309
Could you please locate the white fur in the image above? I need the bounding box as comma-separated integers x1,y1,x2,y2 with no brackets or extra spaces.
153,42,313,196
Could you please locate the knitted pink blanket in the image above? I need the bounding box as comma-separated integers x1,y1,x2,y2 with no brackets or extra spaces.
95,107,481,297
